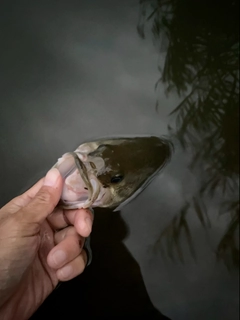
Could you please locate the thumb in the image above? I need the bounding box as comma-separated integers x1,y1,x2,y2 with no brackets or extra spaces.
16,168,63,225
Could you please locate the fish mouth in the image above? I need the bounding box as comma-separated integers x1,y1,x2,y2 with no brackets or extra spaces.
53,152,102,209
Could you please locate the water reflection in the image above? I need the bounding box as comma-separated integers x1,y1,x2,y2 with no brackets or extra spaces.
138,0,239,269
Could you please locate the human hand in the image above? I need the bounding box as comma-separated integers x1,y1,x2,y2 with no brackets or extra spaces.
0,168,93,320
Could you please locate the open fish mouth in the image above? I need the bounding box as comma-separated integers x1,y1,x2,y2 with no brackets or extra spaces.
53,152,103,209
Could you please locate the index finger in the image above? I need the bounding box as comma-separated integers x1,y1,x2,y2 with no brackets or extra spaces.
64,208,94,238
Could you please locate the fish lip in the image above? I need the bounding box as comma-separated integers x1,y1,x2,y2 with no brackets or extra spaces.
55,151,102,209
71,152,93,204
73,152,102,208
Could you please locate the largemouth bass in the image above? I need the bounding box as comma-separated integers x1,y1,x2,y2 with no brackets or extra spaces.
53,136,172,211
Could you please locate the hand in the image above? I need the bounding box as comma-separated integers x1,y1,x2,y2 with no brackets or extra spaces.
0,168,94,320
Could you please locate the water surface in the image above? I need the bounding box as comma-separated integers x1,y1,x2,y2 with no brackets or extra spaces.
0,1,239,319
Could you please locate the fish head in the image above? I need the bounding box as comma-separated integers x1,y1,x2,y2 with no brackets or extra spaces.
53,136,173,210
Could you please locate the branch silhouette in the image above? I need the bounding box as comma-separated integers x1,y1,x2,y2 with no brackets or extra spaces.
138,0,239,268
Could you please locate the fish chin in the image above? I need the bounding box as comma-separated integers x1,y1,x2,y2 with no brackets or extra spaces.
53,152,103,209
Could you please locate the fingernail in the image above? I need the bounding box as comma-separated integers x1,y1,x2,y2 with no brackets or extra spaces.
59,265,73,279
44,168,60,187
85,217,93,233
52,250,66,266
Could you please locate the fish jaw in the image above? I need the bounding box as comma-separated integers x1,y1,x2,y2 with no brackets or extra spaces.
52,153,89,208
53,152,111,209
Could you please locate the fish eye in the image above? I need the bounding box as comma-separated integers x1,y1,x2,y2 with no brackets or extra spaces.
111,175,124,184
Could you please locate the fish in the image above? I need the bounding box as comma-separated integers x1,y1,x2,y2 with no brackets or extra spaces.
53,135,173,211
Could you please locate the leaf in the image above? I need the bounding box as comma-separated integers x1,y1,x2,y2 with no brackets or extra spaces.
193,197,206,227
182,219,197,260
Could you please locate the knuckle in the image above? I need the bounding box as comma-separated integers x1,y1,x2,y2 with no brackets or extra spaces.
37,189,53,204
56,227,77,242
71,235,82,250
66,226,78,237
35,188,56,212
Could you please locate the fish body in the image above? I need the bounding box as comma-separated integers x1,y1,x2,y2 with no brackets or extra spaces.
53,136,172,211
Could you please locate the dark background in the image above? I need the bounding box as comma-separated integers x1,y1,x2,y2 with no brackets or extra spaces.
0,1,239,319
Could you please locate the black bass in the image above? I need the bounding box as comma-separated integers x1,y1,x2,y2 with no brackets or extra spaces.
53,136,172,211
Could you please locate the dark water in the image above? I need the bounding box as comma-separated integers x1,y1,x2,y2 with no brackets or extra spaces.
0,1,239,319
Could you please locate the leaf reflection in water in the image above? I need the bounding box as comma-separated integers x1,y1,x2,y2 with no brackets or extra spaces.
138,0,239,269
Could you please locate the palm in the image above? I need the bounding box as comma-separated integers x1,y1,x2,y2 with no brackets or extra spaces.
1,220,58,320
